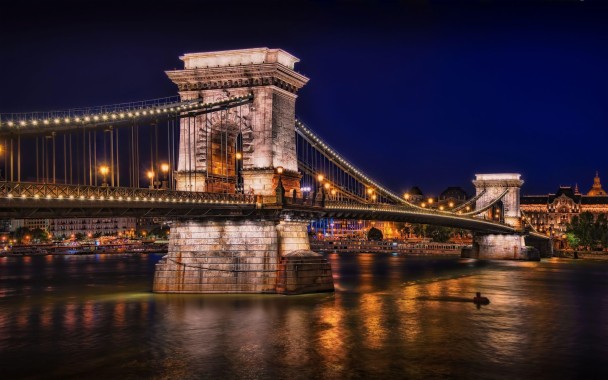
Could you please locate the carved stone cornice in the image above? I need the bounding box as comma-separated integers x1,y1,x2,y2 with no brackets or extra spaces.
166,63,309,94
472,180,524,188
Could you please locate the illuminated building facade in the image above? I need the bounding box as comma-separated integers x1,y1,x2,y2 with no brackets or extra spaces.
520,173,608,237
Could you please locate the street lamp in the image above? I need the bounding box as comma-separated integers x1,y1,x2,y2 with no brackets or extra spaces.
275,166,285,203
235,152,243,193
147,170,155,189
160,163,170,189
99,165,109,187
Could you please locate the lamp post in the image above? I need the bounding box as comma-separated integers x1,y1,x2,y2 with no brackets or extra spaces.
275,166,285,204
235,152,243,193
367,188,376,203
147,170,155,189
315,174,324,204
160,163,169,189
99,165,109,187
0,144,4,181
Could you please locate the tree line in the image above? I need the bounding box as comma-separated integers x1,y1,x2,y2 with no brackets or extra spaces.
566,212,608,251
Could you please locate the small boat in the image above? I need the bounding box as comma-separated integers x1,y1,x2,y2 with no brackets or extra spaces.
473,292,490,305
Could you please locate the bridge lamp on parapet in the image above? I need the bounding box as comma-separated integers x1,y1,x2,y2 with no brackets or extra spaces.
147,170,155,189
234,152,243,193
160,163,170,189
0,144,3,180
275,166,285,194
316,174,324,194
99,165,110,187
367,188,375,202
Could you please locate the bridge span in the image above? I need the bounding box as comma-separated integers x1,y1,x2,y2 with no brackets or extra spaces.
0,47,550,294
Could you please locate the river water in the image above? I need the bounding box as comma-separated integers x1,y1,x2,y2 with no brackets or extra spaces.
1,253,607,379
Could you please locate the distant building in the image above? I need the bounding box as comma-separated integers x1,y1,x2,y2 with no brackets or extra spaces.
405,185,469,210
8,217,136,237
9,219,50,232
439,186,468,203
405,186,424,202
520,173,608,237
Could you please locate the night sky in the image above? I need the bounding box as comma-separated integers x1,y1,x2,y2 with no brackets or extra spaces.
1,0,607,197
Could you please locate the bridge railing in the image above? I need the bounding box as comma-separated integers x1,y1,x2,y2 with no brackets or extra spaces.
0,182,255,204
324,200,507,220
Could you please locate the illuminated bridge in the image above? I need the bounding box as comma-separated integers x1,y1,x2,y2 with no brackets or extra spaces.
0,47,549,294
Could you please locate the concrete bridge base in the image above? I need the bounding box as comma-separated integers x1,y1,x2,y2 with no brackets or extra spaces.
153,219,334,294
462,233,540,261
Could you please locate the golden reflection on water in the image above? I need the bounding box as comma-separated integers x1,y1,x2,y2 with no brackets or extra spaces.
113,299,126,325
399,284,421,342
64,303,76,330
357,254,375,293
359,293,387,349
2,255,608,379
83,300,94,329
316,296,347,376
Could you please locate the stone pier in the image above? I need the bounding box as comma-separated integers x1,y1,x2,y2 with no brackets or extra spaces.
153,219,334,294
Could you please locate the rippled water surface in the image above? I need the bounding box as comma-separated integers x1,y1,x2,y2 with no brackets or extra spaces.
1,253,607,379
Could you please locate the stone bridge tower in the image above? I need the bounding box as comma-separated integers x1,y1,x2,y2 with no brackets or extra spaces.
465,173,530,260
154,48,334,295
472,173,523,229
165,47,308,195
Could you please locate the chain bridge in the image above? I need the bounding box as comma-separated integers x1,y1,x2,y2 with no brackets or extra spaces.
0,48,549,294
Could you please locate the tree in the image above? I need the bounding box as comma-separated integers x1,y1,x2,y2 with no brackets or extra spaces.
425,225,452,243
595,213,608,251
566,232,580,250
367,227,383,241
30,228,50,243
567,212,594,250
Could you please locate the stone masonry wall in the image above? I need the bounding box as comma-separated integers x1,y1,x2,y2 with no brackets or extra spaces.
153,219,334,294
276,220,311,254
272,91,298,172
153,220,280,293
472,234,525,260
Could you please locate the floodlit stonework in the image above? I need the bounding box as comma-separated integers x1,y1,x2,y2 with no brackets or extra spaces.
166,47,308,196
464,173,533,260
153,219,333,294
154,48,332,294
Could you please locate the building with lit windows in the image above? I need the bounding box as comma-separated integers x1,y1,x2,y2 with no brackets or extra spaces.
8,217,136,237
520,173,608,237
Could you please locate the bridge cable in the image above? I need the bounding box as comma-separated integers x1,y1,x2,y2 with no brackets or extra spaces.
52,132,56,184
459,189,510,217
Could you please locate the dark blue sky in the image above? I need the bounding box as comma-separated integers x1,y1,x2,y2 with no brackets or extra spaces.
1,0,607,196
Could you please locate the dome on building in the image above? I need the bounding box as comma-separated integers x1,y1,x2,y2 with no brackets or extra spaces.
439,186,468,201
408,186,423,196
587,172,607,196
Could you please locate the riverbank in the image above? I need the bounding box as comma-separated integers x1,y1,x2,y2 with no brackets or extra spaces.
554,250,608,260
0,243,168,257
310,238,466,255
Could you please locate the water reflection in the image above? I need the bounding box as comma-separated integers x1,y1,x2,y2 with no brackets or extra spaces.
1,254,608,379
